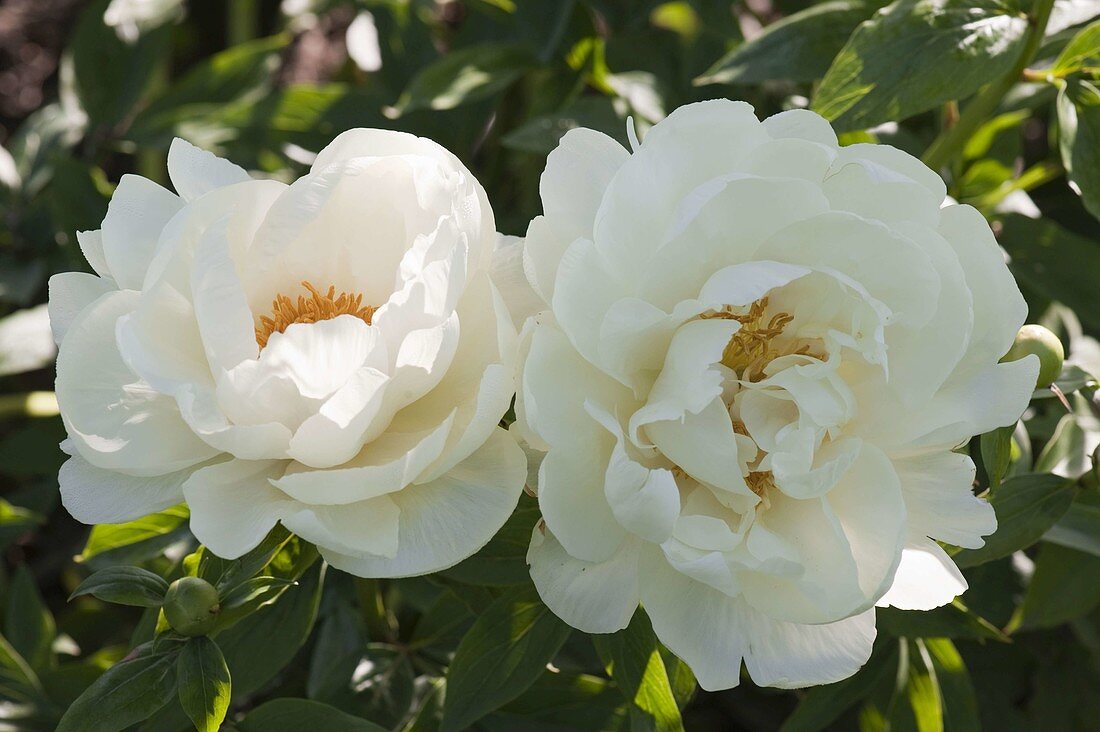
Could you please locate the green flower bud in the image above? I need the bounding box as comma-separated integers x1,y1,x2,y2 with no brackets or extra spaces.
1002,325,1064,388
162,577,220,636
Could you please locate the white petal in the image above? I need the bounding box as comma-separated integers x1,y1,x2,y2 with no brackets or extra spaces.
645,400,755,498
284,495,401,558
183,459,296,559
877,536,967,611
288,366,390,468
638,547,748,691
491,233,545,327
100,175,183,290
938,203,1028,372
762,108,839,147
272,411,454,505
167,138,251,202
59,453,195,525
322,427,525,577
894,451,995,549
528,526,641,633
742,606,877,689
190,216,259,370
77,230,113,281
538,438,626,563
47,272,113,345
56,290,217,475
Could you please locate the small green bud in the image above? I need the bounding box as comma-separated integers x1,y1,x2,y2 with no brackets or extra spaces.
1002,324,1064,388
163,577,220,636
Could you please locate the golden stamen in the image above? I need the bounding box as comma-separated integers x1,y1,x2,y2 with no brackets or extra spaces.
712,297,797,381
255,280,375,348
746,471,774,498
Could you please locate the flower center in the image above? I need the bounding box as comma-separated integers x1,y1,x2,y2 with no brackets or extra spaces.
255,280,376,348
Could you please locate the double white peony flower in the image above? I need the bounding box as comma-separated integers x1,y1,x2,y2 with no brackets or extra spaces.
50,130,525,577
51,100,1038,691
505,100,1038,690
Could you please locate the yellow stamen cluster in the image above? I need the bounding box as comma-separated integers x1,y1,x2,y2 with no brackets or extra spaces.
703,297,796,380
255,281,375,348
746,471,774,498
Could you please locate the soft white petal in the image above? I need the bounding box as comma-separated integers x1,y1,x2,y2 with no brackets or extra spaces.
894,451,995,549
321,427,525,577
528,527,641,633
47,272,113,345
284,495,401,558
56,290,217,475
742,606,876,689
877,536,967,611
167,138,251,202
491,233,545,326
183,459,296,559
59,453,196,525
76,230,113,281
100,175,183,290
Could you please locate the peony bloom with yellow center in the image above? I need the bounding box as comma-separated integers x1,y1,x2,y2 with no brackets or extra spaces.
49,131,525,576
502,101,1039,690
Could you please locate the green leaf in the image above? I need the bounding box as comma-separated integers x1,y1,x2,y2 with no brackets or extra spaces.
878,600,1009,642
394,43,537,115
995,214,1100,331
1056,78,1100,221
1052,19,1100,75
177,637,231,732
502,96,628,155
81,505,189,566
906,640,943,732
0,633,46,703
696,1,882,85
68,0,173,129
981,425,1015,488
218,576,296,610
593,611,683,732
4,565,55,673
128,34,289,145
781,641,898,732
70,566,169,607
0,498,44,549
952,473,1076,568
215,562,324,699
923,639,980,732
56,643,179,732
1019,542,1100,628
1043,491,1100,557
237,698,388,731
493,672,630,731
813,0,1030,131
441,584,572,732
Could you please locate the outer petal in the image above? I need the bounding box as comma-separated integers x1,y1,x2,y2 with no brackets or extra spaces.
77,230,113,281
100,175,183,290
742,606,877,689
167,138,251,202
284,495,401,558
183,459,296,560
894,451,995,549
525,127,630,303
56,290,217,475
528,527,641,634
321,427,525,577
876,536,967,611
59,452,195,525
47,272,114,345
638,547,748,691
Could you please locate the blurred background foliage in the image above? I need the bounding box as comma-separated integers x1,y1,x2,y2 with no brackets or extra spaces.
1,0,1100,730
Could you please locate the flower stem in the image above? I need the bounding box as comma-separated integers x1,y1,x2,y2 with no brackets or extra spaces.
922,0,1057,172
228,0,259,46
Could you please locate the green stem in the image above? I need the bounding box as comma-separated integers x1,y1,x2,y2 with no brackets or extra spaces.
228,0,260,46
922,0,1057,171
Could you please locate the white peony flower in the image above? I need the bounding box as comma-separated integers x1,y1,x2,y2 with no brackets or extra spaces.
50,131,525,577
505,100,1038,690
104,0,185,43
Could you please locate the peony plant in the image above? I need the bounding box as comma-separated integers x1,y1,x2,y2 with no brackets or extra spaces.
49,131,525,577
504,100,1039,690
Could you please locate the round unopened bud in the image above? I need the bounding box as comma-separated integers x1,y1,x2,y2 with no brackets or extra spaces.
1002,325,1064,388
162,577,220,636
